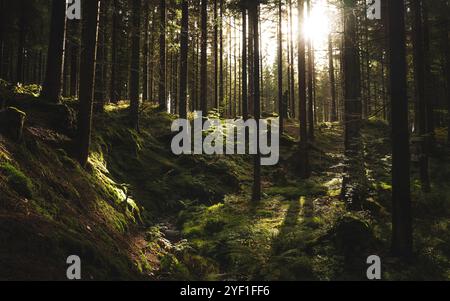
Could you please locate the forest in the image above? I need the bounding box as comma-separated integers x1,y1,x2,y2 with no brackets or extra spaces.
0,0,449,281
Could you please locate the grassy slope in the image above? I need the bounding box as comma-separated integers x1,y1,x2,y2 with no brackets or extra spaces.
0,86,449,280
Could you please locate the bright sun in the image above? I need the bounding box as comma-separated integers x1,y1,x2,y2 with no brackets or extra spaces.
303,0,331,47
260,0,333,67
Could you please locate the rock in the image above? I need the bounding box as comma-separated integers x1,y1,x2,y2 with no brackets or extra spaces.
328,215,374,256
4,98,76,136
0,107,26,141
163,229,182,242
52,104,77,135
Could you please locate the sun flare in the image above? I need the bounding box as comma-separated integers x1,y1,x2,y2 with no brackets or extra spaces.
303,0,332,48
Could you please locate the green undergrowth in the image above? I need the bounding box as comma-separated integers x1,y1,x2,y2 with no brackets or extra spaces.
361,120,450,280
93,106,243,220
0,96,245,280
167,124,380,281
1,88,449,280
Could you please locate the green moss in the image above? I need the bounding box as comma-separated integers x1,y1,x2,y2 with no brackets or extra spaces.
267,180,327,199
0,163,33,198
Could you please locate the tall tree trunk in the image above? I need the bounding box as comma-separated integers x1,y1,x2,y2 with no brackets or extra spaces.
70,21,80,98
158,0,167,110
142,1,149,102
110,0,119,103
242,6,248,120
41,0,67,103
63,37,71,96
149,8,157,102
411,0,430,192
213,0,219,110
362,0,370,119
129,0,141,130
389,0,413,258
195,9,200,111
248,9,254,117
422,1,434,147
249,2,261,202
329,34,337,122
94,0,107,112
442,1,450,143
297,0,310,179
16,0,26,83
219,0,224,113
341,0,364,209
278,0,284,135
0,0,4,79
77,0,100,167
288,0,296,119
307,0,314,140
200,0,208,116
259,26,264,113
228,19,232,117
233,22,238,117
179,0,189,119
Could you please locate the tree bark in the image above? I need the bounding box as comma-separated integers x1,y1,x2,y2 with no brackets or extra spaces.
129,0,141,130
341,0,365,210
219,0,224,113
200,0,208,116
70,21,80,98
94,0,108,112
142,1,149,102
16,0,26,84
411,0,430,192
288,0,296,119
440,1,450,143
41,0,67,103
328,34,337,122
110,0,120,103
77,0,100,167
297,0,309,179
149,8,157,102
242,6,248,120
249,2,261,202
179,0,189,119
0,0,4,79
213,0,219,110
158,0,167,111
307,0,314,140
388,0,413,258
278,0,284,135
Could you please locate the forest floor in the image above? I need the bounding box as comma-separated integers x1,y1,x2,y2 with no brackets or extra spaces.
0,84,449,280
147,119,450,281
